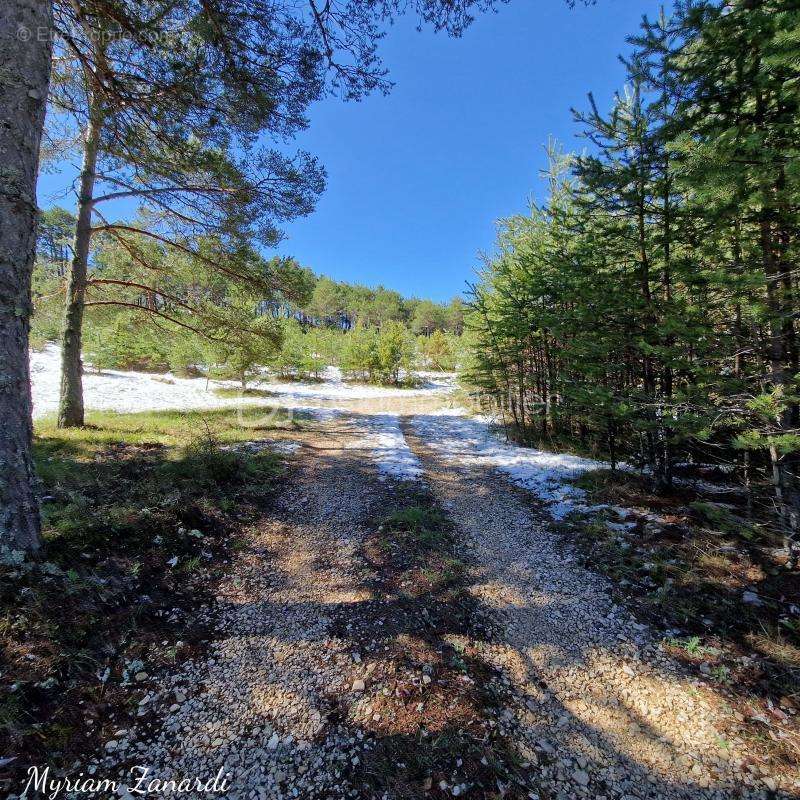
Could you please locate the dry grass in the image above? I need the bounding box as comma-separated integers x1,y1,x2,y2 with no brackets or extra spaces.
561,467,800,773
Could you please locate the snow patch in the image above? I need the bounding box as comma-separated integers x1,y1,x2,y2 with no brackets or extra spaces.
29,345,292,419
29,345,451,422
260,366,455,402
353,414,422,482
412,412,605,519
221,440,301,455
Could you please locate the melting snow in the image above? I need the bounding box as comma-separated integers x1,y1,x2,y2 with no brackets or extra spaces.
29,345,429,480
29,345,452,422
358,414,422,482
411,412,605,519
222,440,302,455
29,345,285,419
29,345,607,503
264,366,455,401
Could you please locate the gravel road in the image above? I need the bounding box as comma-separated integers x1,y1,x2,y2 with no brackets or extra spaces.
92,416,392,799
84,409,797,799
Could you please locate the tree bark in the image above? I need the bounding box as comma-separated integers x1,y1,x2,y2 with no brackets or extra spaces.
760,195,800,568
58,92,103,428
0,0,52,551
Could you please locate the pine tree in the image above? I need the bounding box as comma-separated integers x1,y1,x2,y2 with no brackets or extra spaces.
670,0,800,563
463,0,800,567
50,0,506,427
0,0,53,551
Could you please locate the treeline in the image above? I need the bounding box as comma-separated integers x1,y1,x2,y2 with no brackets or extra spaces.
35,207,466,339
304,277,465,336
33,215,465,384
464,1,800,562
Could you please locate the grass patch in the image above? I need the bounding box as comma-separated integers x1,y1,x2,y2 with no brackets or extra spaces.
0,408,288,788
383,505,448,551
35,404,299,447
689,500,765,541
349,491,531,798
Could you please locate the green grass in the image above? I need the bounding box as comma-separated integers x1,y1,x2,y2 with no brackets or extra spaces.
212,386,278,399
666,635,717,658
32,410,285,559
689,500,763,541
35,404,299,449
378,501,467,593
383,505,448,548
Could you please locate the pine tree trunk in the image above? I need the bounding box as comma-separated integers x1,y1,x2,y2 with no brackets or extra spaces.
760,199,800,568
58,94,103,428
0,0,52,551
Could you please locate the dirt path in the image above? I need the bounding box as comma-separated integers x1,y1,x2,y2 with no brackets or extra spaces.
93,411,506,800
96,415,394,799
402,417,788,799
86,409,797,800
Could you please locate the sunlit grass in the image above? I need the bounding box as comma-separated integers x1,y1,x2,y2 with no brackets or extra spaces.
4,405,292,767
34,404,304,451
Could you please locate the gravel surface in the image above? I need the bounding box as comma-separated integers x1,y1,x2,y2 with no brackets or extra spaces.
91,418,388,799
403,418,798,799
72,406,798,799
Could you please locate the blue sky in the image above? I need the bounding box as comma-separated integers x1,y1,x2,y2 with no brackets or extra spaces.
39,0,670,302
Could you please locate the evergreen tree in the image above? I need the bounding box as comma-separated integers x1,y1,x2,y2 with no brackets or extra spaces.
463,0,800,566
0,0,52,551
49,0,505,427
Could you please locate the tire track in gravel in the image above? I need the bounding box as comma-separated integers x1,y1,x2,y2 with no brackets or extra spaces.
95,415,402,800
401,416,793,800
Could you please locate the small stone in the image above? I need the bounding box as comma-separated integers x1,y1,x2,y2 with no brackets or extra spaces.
573,770,590,786
352,679,365,692
105,741,118,752
267,733,280,750
134,672,148,682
